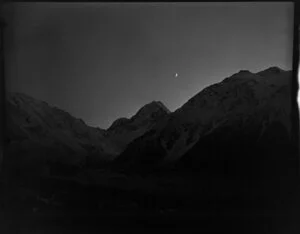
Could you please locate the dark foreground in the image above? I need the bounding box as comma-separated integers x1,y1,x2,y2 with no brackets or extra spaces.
1,210,298,234
0,171,299,234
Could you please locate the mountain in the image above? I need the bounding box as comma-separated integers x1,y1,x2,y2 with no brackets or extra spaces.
4,92,118,178
3,66,295,184
3,93,171,179
2,67,297,221
114,67,294,179
106,101,171,154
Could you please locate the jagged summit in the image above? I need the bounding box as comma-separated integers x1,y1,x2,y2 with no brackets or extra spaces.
237,69,252,74
221,69,254,83
234,66,285,76
221,66,288,84
106,100,171,153
116,65,292,169
232,69,253,76
133,100,171,120
256,66,285,77
140,100,170,114
7,91,31,98
8,92,40,104
108,101,170,131
154,101,171,114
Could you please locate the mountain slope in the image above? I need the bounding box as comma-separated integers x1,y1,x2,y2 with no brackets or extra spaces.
114,67,293,174
106,101,171,154
4,92,118,177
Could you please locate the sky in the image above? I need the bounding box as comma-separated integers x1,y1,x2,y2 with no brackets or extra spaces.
2,2,294,129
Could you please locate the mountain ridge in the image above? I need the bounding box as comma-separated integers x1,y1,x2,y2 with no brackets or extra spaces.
4,66,293,180
5,91,119,177
106,100,171,154
114,66,292,172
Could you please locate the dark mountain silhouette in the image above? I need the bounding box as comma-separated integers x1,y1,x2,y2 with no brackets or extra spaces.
114,67,294,178
4,67,294,182
3,93,171,179
106,100,171,154
4,92,118,178
111,66,297,215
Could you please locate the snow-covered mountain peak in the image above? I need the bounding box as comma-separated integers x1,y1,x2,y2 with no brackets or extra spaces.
105,100,171,154
133,100,171,120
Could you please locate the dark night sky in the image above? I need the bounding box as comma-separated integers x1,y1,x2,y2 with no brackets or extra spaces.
3,2,294,129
